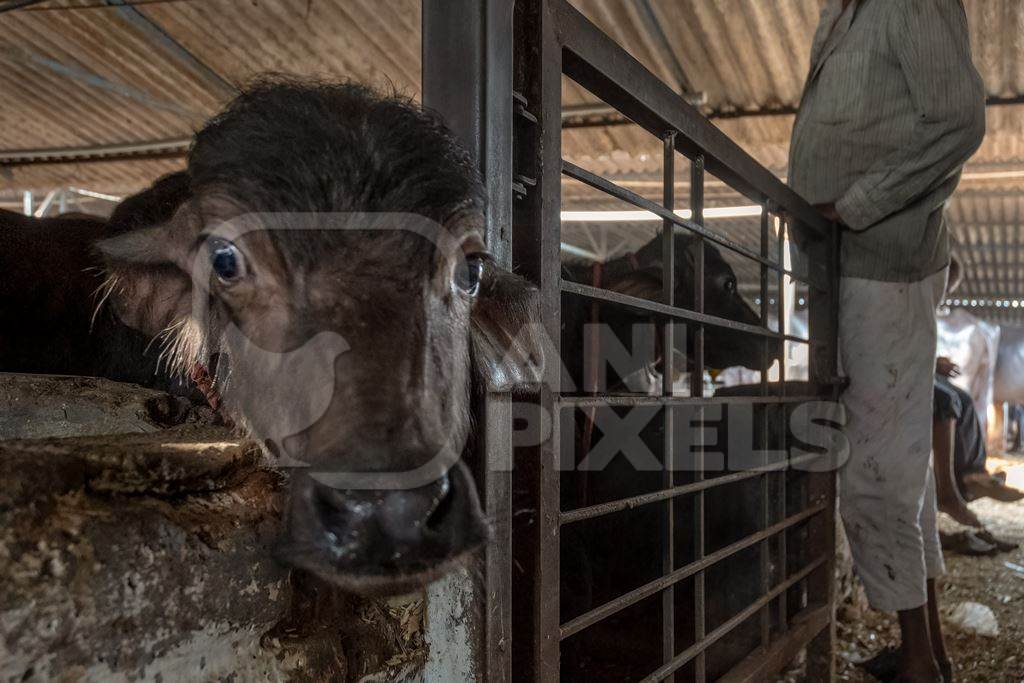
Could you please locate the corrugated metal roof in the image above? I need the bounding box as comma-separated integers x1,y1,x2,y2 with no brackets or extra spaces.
0,0,421,194
1,0,1022,321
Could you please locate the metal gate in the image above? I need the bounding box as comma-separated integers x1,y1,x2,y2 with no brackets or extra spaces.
425,1,841,680
508,1,841,681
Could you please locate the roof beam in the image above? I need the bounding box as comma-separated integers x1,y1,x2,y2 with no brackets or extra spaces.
630,0,702,101
0,46,203,118
0,137,191,166
0,0,46,13
563,95,1024,128
103,0,236,100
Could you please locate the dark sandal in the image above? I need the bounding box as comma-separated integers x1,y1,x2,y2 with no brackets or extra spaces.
939,530,999,556
975,528,1019,552
857,646,901,682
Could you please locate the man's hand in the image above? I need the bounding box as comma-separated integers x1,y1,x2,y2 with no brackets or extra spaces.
936,356,961,378
815,202,843,224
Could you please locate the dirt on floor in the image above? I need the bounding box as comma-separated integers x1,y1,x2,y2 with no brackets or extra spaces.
831,453,1024,683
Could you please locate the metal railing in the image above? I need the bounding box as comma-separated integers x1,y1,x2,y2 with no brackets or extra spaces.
510,0,840,680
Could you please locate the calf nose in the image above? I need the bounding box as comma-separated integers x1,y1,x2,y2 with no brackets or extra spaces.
373,475,450,543
316,475,449,552
277,461,488,588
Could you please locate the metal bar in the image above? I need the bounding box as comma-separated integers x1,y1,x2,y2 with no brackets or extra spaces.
690,154,707,682
527,3,842,678
560,451,825,525
560,102,621,118
0,137,191,166
510,1,566,677
422,2,516,680
804,215,842,681
562,159,782,276
560,241,600,260
985,94,1024,107
718,603,831,683
632,0,696,97
561,94,1024,128
759,410,773,643
639,555,829,683
559,505,827,640
0,0,45,12
562,281,801,342
660,131,676,680
560,104,800,128
559,394,835,408
103,0,236,99
68,186,122,202
758,206,772,648
32,188,57,217
0,46,203,118
776,216,789,634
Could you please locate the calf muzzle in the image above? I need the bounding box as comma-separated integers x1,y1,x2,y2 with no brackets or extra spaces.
276,460,489,593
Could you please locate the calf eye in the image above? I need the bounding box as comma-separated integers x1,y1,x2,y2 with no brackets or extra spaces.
454,254,485,296
209,239,246,284
724,277,737,293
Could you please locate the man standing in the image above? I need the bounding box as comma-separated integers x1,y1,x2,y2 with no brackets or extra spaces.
789,1,985,681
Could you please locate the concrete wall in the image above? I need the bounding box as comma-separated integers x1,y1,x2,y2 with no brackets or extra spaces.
0,374,470,683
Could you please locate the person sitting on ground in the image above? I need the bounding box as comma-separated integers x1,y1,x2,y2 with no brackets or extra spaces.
932,256,1022,522
933,357,1023,527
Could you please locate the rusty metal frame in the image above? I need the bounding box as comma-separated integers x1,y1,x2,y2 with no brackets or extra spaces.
422,2,516,680
510,0,840,681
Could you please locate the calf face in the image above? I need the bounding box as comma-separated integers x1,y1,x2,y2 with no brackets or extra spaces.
98,80,543,593
566,232,779,377
692,235,779,370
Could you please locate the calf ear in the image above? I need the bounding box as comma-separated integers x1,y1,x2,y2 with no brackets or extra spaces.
471,263,546,392
94,213,197,338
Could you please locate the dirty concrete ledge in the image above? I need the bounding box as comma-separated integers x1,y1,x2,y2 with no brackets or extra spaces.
0,374,426,683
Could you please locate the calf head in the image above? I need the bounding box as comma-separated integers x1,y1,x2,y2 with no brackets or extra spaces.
98,80,544,593
617,231,779,370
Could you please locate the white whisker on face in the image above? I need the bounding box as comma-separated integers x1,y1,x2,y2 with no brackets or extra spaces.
155,316,205,379
90,274,120,333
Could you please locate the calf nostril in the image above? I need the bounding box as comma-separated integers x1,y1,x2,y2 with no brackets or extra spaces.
425,474,455,532
314,484,342,527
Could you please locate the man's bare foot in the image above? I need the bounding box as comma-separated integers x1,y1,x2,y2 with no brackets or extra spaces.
963,473,1024,502
937,494,983,527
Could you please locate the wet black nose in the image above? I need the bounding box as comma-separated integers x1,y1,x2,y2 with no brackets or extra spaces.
316,474,451,551
276,461,488,589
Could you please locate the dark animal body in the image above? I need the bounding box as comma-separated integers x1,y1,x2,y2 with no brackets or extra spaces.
1,79,544,594
556,238,787,679
561,231,776,390
0,208,176,393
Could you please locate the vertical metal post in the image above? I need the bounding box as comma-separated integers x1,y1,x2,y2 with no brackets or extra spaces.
660,131,677,681
759,206,772,647
805,220,840,681
423,2,515,680
21,190,32,217
690,154,706,683
508,0,563,679
776,214,789,634
536,8,564,677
